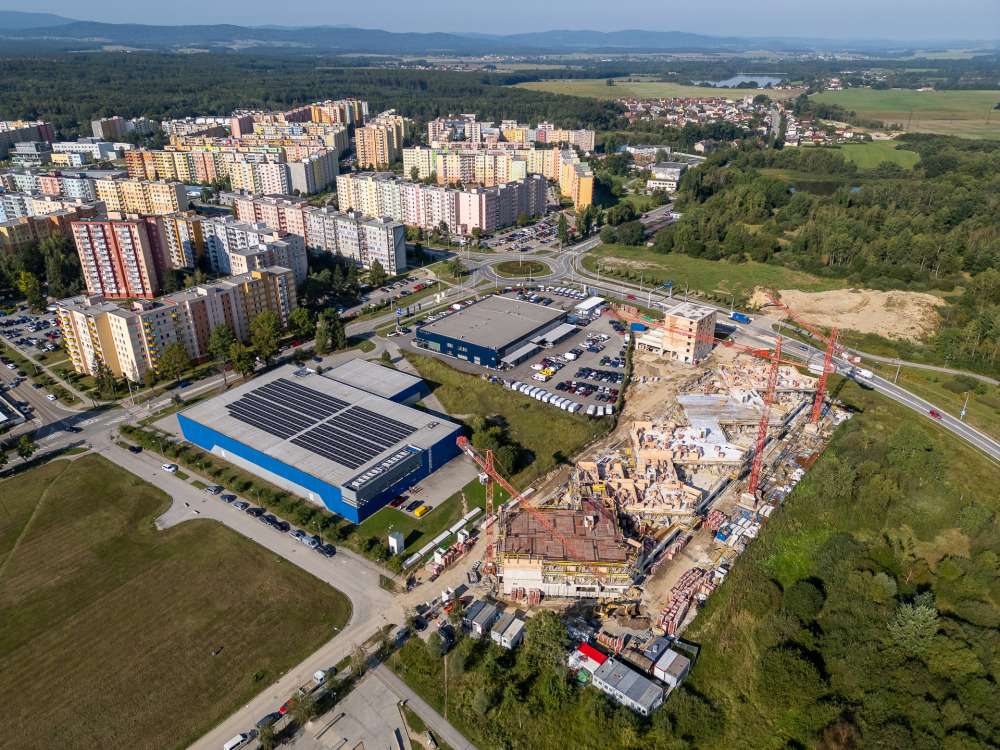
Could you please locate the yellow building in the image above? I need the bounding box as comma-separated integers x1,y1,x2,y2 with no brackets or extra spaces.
558,151,594,210
93,178,188,215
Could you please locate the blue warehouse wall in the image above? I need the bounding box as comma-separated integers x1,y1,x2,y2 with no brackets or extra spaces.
416,330,498,367
178,414,464,524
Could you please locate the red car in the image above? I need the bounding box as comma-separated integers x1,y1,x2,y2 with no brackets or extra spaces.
626,295,636,300
292,341,301,347
389,495,407,508
929,410,942,419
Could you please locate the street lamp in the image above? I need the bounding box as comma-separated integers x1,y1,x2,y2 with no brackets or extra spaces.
961,392,969,420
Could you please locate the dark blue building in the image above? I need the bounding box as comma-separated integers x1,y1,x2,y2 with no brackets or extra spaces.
177,363,460,523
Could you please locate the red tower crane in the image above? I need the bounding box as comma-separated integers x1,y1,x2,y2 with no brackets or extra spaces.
765,294,842,422
457,437,613,590
603,304,787,501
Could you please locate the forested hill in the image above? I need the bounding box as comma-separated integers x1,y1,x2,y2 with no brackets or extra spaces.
0,55,624,138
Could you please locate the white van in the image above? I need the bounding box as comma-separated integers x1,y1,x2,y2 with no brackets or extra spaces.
524,386,538,398
596,406,606,418
586,404,596,417
224,734,252,750
541,392,553,403
569,402,582,413
532,373,550,382
535,390,546,400
606,403,614,415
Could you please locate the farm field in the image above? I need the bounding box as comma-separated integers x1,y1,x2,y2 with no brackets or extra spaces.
838,140,921,168
811,88,1000,140
514,78,805,101
0,455,350,750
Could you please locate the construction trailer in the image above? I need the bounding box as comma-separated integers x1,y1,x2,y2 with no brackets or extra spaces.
591,657,665,716
653,649,692,688
491,613,525,649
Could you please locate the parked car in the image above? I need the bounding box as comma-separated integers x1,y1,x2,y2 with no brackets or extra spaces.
414,505,431,518
127,445,142,454
204,485,223,495
289,529,306,541
233,501,250,511
245,507,265,518
319,544,336,557
260,514,278,525
273,521,290,532
219,494,237,504
406,500,423,512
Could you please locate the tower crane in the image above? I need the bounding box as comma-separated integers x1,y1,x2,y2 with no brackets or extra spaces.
603,304,787,503
457,437,617,594
765,294,842,423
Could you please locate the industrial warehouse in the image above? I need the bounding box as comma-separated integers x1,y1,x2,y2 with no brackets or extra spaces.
414,295,575,368
177,361,461,522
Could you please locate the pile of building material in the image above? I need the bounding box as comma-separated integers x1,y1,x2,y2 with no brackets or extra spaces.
597,631,626,654
425,537,475,577
508,587,543,605
654,567,715,635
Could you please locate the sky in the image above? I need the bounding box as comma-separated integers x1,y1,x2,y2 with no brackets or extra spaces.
7,0,998,40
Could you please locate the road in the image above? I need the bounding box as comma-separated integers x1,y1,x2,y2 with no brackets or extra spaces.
373,666,479,750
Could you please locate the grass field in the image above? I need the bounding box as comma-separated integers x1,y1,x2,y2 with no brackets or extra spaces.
493,259,550,278
812,88,1000,140
839,140,921,168
0,455,350,750
514,78,805,101
582,245,845,298
404,352,607,484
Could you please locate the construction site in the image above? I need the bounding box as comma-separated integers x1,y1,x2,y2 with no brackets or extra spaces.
453,295,855,646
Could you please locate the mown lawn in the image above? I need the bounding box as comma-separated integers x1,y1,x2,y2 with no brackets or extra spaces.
0,455,350,750
403,352,607,484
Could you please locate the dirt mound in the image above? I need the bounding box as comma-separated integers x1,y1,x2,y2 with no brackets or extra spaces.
753,288,941,342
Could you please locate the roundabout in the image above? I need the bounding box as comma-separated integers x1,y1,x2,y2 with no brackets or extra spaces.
492,259,551,278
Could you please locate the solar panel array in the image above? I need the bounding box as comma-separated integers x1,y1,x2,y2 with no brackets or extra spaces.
225,378,418,471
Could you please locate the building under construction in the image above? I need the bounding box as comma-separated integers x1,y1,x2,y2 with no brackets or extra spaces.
499,499,640,599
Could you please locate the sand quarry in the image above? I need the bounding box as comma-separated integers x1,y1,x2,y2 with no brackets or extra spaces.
753,288,942,342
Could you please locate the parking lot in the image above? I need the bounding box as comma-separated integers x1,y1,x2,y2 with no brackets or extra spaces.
483,216,560,252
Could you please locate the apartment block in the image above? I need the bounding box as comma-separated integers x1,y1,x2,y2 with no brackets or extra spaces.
56,267,296,380
0,207,99,255
0,120,55,158
1,170,97,200
559,151,594,210
287,151,338,195
636,302,716,363
93,178,188,215
160,212,206,269
336,172,547,235
0,193,102,223
427,114,482,143
233,194,407,273
309,99,368,127
91,117,130,141
71,217,162,299
199,217,307,285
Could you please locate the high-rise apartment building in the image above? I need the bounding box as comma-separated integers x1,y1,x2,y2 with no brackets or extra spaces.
159,212,206,269
559,151,595,210
71,217,162,299
92,178,188,215
356,113,409,169
0,120,55,158
336,172,547,235
232,194,407,274
199,217,308,285
56,267,296,381
1,170,97,200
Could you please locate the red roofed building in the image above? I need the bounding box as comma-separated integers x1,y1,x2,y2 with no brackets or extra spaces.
577,643,608,673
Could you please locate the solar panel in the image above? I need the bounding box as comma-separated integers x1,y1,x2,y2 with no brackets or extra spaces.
336,406,417,443
258,379,349,418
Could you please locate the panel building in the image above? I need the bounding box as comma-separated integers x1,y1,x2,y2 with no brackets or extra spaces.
177,366,461,522
635,302,716,364
71,217,163,299
414,296,568,368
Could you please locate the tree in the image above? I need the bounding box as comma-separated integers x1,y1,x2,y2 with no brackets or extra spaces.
606,78,615,86
92,355,117,397
16,434,36,464
17,271,44,310
368,259,388,288
230,342,255,380
616,221,645,246
200,187,212,203
0,444,7,471
599,225,617,244
328,315,348,350
249,310,283,365
577,205,594,237
410,166,420,181
890,602,939,654
286,691,317,727
471,227,483,243
314,316,330,355
351,644,368,678
257,722,277,750
208,323,236,371
426,630,443,661
444,258,464,278
448,597,465,624
381,350,391,363
557,213,568,247
517,211,530,227
522,610,569,669
159,342,190,384
288,307,315,339
655,148,669,163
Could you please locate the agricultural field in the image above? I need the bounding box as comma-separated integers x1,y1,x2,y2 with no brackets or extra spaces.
0,455,350,750
514,78,805,101
812,88,1000,140
838,140,921,169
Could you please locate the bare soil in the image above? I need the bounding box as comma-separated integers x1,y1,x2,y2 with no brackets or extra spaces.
754,288,942,342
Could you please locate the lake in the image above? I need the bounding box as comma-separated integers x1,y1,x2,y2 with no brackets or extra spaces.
698,75,784,88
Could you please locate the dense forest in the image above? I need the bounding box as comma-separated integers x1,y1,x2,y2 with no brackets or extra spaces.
0,54,624,139
657,134,1000,377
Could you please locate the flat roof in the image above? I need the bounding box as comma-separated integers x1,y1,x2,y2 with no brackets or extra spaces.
593,658,663,709
417,296,564,351
325,358,422,401
664,301,715,322
179,367,457,491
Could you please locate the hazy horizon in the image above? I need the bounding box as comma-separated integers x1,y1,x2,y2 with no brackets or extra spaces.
1,1,996,42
